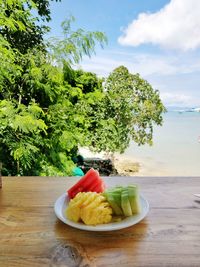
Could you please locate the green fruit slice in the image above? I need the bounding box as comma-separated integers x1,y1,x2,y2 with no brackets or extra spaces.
121,189,132,216
112,192,121,207
105,193,123,215
128,185,141,214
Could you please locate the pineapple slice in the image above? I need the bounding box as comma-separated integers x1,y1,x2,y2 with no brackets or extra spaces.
66,192,112,225
81,201,112,225
66,192,90,222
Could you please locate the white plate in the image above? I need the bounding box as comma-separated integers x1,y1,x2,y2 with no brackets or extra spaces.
54,191,149,231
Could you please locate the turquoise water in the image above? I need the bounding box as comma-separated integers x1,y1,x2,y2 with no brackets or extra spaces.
124,111,200,176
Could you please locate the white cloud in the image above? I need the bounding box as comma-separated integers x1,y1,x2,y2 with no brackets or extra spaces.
118,0,200,51
160,92,193,106
79,50,200,107
78,56,122,76
80,52,177,77
80,50,200,78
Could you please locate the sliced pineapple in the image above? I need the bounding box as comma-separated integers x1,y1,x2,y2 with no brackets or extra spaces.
81,201,112,225
66,192,112,225
66,192,89,222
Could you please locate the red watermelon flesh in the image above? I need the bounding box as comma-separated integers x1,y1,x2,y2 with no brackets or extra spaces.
88,176,103,192
67,168,103,199
91,180,105,193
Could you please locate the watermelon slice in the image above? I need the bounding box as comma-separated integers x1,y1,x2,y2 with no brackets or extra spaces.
67,168,105,199
92,180,105,193
88,176,105,193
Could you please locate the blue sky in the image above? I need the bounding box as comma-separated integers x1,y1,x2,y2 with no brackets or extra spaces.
47,0,200,107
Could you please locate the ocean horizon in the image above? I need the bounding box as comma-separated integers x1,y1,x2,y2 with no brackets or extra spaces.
123,108,200,176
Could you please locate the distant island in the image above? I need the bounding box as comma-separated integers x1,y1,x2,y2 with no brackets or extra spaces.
166,106,200,113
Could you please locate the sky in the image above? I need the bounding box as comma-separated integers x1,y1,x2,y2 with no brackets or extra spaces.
47,0,200,107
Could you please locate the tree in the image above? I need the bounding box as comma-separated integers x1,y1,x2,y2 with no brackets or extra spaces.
82,66,166,153
0,1,165,176
0,0,107,176
0,0,61,54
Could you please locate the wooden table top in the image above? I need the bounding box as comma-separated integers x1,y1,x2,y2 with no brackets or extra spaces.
0,176,200,267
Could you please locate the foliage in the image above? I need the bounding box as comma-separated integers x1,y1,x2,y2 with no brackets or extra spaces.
79,66,166,154
103,66,166,152
0,1,165,176
0,0,61,53
0,0,108,176
49,16,107,65
0,100,46,175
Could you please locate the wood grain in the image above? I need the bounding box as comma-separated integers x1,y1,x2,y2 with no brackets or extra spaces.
0,162,2,188
0,176,200,267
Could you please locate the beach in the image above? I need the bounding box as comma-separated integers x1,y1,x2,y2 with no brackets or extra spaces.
123,110,200,176
80,110,200,176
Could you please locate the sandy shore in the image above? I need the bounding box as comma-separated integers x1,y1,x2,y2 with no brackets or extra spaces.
79,147,170,176
113,153,171,176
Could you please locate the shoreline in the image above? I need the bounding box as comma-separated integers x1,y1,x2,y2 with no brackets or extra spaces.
79,147,161,176
112,153,172,176
80,112,200,177
78,147,170,176
78,147,137,176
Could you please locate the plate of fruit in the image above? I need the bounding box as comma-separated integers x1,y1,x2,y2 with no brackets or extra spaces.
54,168,149,231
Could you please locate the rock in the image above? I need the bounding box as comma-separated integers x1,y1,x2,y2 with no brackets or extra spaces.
77,157,118,176
73,152,141,176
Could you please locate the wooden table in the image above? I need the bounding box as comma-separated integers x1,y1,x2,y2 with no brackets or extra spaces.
0,176,200,267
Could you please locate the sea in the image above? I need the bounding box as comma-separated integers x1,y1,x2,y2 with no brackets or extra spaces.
123,109,200,176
